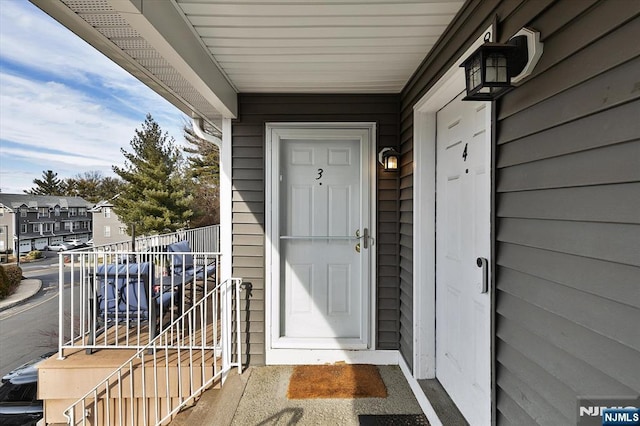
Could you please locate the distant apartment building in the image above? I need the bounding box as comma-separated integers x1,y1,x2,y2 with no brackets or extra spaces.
90,200,129,246
0,194,93,254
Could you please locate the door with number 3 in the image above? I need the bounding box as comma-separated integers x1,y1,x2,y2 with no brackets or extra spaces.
268,125,373,350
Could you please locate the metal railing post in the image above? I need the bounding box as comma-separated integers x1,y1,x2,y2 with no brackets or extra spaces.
58,253,65,359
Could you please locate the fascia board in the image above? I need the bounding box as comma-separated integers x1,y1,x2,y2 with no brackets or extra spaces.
109,0,238,118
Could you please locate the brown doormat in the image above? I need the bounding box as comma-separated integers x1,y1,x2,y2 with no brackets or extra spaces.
287,364,387,399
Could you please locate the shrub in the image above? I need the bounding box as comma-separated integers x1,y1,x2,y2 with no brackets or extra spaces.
25,250,43,260
0,264,23,299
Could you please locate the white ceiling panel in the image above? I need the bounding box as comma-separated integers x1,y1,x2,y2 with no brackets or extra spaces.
175,0,464,93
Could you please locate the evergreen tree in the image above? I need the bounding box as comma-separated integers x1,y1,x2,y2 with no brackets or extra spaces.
183,124,220,226
112,114,192,235
25,170,64,195
64,171,124,204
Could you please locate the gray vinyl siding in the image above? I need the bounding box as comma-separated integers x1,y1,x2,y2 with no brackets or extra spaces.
401,0,640,424
232,94,401,365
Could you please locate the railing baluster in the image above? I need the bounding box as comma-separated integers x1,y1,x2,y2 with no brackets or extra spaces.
141,352,147,426
118,370,123,426
129,360,138,425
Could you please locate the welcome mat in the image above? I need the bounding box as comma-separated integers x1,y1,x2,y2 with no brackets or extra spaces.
287,364,388,399
358,414,430,425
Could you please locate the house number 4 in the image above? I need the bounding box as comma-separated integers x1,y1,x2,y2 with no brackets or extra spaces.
462,143,468,161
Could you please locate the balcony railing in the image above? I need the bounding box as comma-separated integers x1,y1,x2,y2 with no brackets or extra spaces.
58,225,223,355
88,225,220,254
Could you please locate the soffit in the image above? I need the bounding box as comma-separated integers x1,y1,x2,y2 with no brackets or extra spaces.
32,0,465,126
175,0,465,93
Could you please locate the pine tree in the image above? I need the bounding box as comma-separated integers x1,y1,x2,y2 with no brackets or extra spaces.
25,170,64,195
112,114,192,235
183,124,220,226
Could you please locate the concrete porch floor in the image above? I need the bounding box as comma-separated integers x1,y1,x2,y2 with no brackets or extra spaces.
171,365,427,426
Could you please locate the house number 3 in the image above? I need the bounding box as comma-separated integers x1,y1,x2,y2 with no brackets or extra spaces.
316,168,324,181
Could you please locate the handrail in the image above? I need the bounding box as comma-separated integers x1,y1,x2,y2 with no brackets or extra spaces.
84,224,220,253
63,277,243,426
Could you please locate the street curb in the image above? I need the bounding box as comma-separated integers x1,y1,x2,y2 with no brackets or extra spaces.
0,279,43,312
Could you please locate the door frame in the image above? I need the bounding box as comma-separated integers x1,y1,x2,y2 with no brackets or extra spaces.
265,122,378,364
412,24,494,417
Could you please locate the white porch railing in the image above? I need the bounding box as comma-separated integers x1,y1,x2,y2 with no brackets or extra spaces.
58,225,222,354
63,277,243,426
87,224,220,254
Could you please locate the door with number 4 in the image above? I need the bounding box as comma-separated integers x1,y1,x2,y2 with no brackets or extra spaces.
268,125,373,350
436,92,491,425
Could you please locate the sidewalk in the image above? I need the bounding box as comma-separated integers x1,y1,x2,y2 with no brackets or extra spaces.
0,278,42,312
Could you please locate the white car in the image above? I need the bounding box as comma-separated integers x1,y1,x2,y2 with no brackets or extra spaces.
45,242,74,252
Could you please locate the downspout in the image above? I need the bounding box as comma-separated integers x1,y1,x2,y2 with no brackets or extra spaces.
191,116,232,287
191,117,222,149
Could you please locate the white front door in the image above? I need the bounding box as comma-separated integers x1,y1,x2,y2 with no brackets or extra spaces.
268,125,372,350
435,92,491,424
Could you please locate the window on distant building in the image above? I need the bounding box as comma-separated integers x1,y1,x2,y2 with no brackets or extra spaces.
104,207,111,218
64,222,72,231
55,222,60,231
69,208,77,217
79,208,86,216
20,208,27,217
21,224,27,233
54,206,60,216
119,226,126,235
32,224,41,233
38,207,49,218
104,226,111,237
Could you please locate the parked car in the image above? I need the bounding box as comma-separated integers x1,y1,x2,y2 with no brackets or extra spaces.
64,240,87,249
45,242,74,252
0,352,55,426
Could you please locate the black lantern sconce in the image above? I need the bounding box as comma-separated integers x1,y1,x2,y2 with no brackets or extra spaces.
461,28,543,101
378,147,400,171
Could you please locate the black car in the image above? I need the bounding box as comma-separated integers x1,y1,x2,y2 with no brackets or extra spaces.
0,352,55,426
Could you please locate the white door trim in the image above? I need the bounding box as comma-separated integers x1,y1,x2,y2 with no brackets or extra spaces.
265,122,377,364
413,25,494,381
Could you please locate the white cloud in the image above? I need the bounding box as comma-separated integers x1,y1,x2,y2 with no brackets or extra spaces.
0,1,188,193
0,72,138,159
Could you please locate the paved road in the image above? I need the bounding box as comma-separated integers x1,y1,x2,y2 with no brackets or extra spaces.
0,257,74,377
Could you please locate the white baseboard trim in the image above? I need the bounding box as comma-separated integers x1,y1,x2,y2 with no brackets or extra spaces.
399,355,443,426
266,349,399,365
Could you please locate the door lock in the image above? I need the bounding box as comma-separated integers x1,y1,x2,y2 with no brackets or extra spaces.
476,257,488,293
355,243,361,253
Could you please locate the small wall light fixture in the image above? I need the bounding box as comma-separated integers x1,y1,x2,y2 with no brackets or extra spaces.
461,28,543,101
378,147,400,171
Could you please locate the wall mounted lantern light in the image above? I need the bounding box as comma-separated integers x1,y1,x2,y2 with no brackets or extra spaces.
378,147,400,171
461,28,543,101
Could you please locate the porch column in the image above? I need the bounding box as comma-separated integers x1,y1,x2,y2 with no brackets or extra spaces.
220,117,232,280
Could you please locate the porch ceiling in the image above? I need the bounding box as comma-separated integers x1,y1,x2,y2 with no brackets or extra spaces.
30,0,464,129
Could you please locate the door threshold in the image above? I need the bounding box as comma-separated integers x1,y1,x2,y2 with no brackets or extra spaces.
418,379,468,426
